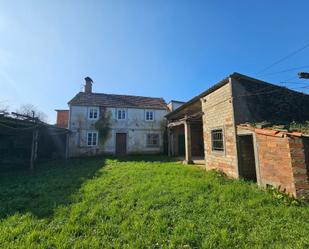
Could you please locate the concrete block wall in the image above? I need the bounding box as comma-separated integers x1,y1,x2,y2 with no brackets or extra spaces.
201,81,238,178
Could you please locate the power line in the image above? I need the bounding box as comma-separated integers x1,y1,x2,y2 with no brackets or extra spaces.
257,42,309,74
280,81,309,85
280,76,299,82
206,86,309,110
258,64,309,77
234,84,309,99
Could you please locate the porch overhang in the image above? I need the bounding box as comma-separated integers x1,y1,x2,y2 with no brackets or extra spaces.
167,111,203,128
167,101,204,164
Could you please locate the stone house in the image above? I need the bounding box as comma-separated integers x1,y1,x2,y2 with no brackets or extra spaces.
65,77,168,157
166,72,309,198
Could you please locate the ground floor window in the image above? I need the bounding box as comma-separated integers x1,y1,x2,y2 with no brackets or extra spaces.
147,134,159,147
211,129,224,151
87,132,98,146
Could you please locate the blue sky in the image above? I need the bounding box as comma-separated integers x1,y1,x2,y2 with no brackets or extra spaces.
1,0,309,123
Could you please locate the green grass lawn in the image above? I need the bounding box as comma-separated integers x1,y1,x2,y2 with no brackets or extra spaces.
0,156,309,249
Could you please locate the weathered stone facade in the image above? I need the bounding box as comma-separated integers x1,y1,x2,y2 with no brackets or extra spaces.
69,106,167,157
67,77,168,157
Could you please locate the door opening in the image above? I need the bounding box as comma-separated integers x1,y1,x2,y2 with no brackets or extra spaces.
116,133,127,156
178,134,185,156
238,134,257,182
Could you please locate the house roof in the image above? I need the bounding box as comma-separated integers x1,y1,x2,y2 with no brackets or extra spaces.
165,73,232,119
68,92,167,110
165,72,309,119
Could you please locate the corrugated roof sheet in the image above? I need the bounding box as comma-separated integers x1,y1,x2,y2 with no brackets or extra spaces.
68,92,167,110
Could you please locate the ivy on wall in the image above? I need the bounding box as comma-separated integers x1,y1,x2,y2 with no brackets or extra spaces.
94,108,112,145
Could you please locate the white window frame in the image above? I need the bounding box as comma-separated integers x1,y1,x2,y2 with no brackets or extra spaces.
145,110,155,121
117,109,126,120
146,133,160,147
88,107,99,120
87,132,98,146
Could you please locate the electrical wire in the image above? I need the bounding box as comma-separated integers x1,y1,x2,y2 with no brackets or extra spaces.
257,42,309,74
257,64,309,77
280,81,309,85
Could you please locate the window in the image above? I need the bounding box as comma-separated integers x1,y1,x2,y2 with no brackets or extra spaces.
88,107,99,120
145,110,154,121
147,134,159,147
87,132,98,146
211,129,224,151
117,109,126,120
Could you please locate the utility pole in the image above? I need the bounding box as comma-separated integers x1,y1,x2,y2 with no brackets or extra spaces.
298,72,309,79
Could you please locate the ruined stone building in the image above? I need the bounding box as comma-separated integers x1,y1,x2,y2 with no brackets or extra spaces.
167,73,309,198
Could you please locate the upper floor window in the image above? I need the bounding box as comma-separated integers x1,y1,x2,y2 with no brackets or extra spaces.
117,109,126,120
147,133,159,147
211,129,224,152
87,132,98,146
145,110,154,121
88,107,99,120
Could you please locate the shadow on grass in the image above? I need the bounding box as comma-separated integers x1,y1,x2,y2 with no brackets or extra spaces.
0,157,106,219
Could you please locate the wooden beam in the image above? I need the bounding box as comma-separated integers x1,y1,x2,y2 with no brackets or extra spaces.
167,120,185,128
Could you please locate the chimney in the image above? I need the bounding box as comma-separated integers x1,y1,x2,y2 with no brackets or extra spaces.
84,76,93,93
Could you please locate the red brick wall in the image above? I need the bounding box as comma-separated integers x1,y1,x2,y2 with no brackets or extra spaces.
289,136,309,198
56,110,69,128
256,133,296,196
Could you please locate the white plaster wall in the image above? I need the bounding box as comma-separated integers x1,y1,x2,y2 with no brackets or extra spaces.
167,101,184,112
68,105,167,157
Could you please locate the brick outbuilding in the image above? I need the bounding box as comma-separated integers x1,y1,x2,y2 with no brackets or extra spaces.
237,125,309,198
167,73,309,198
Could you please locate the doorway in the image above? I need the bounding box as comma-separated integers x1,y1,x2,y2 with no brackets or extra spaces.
178,134,185,156
238,134,257,182
116,133,127,156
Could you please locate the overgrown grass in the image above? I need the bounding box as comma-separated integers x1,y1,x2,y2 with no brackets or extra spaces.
0,156,309,248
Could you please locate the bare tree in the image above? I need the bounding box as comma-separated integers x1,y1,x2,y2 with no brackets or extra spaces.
0,103,9,115
16,104,48,122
